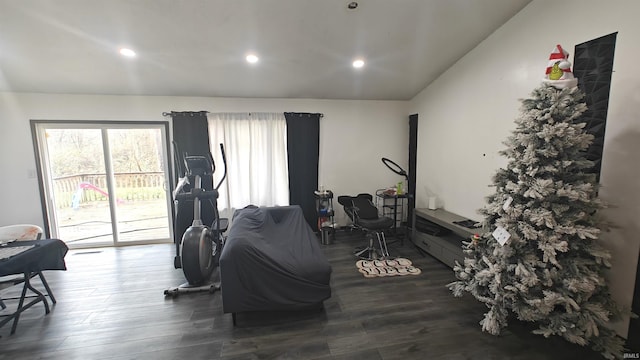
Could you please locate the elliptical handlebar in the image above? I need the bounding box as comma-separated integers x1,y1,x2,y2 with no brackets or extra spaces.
214,143,227,191
175,188,219,201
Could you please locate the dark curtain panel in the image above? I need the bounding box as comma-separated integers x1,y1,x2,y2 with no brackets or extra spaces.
285,112,321,230
168,111,215,255
408,114,418,228
169,111,211,178
573,33,617,182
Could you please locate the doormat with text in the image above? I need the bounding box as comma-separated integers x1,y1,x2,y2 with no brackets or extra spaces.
355,258,421,278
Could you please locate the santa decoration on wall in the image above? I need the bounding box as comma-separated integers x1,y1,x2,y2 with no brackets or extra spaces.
542,44,578,89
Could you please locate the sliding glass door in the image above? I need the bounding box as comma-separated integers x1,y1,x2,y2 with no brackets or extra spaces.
33,121,173,248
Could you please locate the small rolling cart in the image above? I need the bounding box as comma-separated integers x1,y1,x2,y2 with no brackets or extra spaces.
314,189,336,244
376,188,408,244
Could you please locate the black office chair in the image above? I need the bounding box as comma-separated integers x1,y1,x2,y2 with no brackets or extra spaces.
338,193,394,260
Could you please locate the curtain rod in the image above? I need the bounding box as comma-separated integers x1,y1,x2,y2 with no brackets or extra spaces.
163,111,324,118
284,112,324,118
162,111,209,117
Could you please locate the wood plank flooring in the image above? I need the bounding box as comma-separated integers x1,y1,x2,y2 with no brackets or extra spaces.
0,230,616,359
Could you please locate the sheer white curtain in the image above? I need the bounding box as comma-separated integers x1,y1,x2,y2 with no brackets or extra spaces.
207,112,289,212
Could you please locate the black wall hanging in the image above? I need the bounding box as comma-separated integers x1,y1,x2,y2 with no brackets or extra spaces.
572,32,617,182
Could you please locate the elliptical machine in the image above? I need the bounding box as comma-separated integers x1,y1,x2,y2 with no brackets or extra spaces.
164,144,228,297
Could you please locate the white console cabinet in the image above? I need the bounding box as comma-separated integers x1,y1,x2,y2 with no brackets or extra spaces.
411,208,480,269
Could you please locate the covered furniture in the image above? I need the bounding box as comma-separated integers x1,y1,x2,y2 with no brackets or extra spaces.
0,225,56,310
219,205,332,323
0,238,68,334
338,193,394,260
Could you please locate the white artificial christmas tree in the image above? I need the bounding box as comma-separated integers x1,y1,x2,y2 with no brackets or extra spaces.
448,45,624,359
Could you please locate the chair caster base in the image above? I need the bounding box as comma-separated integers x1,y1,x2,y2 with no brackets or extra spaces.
354,247,385,261
354,230,390,260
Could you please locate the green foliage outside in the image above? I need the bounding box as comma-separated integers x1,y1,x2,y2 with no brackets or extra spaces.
47,128,164,177
46,128,167,208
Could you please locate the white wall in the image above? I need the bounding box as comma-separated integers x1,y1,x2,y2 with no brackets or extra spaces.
409,0,640,336
0,93,409,228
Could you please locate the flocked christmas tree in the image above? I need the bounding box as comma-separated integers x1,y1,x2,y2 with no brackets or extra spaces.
448,45,624,359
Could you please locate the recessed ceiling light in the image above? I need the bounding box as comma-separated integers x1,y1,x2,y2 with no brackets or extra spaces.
119,48,136,57
352,58,365,68
246,54,259,64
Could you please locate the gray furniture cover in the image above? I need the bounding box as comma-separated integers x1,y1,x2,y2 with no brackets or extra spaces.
219,205,332,314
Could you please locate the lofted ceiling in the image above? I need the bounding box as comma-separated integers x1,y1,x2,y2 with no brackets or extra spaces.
0,0,531,100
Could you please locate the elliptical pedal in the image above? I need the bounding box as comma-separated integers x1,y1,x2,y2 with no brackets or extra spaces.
164,282,221,298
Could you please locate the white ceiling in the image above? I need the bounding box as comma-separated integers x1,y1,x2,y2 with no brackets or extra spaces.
0,0,531,100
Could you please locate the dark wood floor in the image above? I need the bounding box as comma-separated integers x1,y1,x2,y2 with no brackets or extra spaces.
0,230,618,359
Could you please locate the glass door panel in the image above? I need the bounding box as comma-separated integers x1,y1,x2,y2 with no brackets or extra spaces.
45,128,114,247
108,128,171,243
36,122,172,249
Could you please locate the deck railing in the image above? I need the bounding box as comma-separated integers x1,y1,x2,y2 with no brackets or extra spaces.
53,172,166,208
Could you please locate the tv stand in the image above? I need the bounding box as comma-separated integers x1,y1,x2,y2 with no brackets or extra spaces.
411,208,480,269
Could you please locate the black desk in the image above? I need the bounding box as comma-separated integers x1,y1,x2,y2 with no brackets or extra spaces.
0,239,68,335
